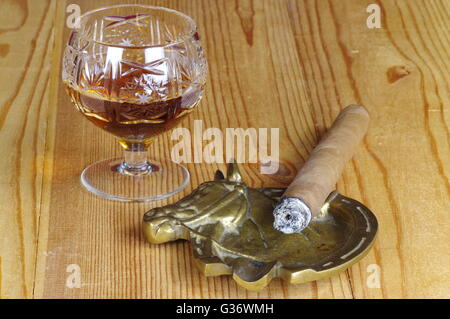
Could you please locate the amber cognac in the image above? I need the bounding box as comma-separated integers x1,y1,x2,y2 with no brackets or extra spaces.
65,73,202,146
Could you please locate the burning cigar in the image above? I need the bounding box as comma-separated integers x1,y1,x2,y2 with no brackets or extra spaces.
273,105,370,234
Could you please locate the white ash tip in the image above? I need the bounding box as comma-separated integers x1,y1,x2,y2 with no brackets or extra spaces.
273,197,312,234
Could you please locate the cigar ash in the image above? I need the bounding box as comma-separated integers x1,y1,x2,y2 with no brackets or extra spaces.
273,197,312,234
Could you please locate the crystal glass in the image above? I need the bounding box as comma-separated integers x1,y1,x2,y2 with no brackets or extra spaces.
62,5,207,201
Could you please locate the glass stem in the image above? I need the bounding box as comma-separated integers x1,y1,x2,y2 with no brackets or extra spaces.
119,143,153,176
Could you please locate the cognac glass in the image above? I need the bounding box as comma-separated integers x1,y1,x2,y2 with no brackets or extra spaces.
62,5,207,201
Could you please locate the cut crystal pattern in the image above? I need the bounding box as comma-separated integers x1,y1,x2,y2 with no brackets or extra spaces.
63,9,207,125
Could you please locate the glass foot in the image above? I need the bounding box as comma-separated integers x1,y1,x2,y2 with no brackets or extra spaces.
80,157,189,201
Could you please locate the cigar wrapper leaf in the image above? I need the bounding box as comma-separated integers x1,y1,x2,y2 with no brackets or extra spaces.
273,105,370,234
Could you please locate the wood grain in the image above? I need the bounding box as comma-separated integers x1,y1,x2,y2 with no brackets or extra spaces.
0,0,448,299
0,0,55,298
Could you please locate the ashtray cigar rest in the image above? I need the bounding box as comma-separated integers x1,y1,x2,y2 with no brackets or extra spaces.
143,163,378,291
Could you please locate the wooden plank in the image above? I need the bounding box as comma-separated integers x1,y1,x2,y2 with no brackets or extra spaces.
0,0,447,298
288,0,450,298
0,0,56,299
285,0,450,298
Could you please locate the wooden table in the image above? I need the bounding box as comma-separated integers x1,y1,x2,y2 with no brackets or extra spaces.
0,0,448,299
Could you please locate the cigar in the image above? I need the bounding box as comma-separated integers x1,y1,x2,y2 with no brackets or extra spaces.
273,105,370,234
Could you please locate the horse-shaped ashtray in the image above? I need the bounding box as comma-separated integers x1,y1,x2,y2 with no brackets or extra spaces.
143,163,378,291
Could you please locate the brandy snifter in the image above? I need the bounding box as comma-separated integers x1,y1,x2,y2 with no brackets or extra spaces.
62,5,207,201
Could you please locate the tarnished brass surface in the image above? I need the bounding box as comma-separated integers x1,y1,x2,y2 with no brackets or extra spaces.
143,163,378,291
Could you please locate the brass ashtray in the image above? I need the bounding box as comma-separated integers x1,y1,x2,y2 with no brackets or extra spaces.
143,163,378,291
